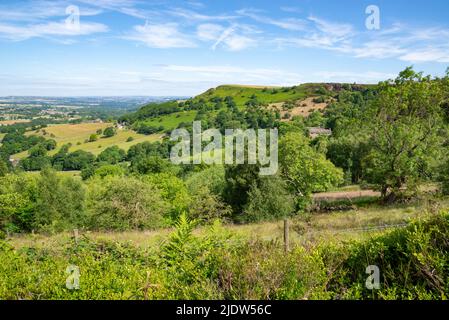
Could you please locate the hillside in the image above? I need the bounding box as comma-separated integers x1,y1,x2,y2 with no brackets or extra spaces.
119,82,373,134
194,83,370,104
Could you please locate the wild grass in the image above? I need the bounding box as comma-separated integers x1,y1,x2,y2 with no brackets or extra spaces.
9,198,448,250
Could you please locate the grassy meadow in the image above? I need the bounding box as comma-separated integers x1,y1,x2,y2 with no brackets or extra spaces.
138,110,197,131
9,195,445,250
11,122,162,160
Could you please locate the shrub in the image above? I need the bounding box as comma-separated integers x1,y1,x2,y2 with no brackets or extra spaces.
243,175,295,223
185,165,226,196
63,150,95,170
88,134,98,142
103,127,116,138
130,155,178,175
86,176,169,230
0,160,8,176
93,164,126,178
97,146,126,164
188,185,232,223
0,173,37,232
34,168,86,233
313,96,325,103
143,173,190,222
328,213,449,299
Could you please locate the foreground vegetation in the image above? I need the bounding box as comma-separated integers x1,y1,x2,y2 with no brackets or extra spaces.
1,211,448,300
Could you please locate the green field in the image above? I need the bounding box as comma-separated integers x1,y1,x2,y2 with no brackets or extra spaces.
139,110,197,131
12,123,162,160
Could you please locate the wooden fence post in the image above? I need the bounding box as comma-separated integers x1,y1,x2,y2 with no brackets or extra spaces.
73,229,79,244
284,218,289,253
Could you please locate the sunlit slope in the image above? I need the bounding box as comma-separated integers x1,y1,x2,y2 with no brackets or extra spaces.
11,122,162,159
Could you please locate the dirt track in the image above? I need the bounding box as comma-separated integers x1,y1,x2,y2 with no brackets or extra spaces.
312,190,381,201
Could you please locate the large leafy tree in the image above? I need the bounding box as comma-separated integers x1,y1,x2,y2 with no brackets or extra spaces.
97,146,126,164
362,67,448,201
279,132,343,207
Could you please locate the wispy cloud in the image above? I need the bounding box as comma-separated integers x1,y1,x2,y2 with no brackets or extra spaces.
1,0,448,67
314,71,396,83
237,8,307,31
124,22,196,48
0,0,103,22
77,0,152,19
280,6,302,14
400,49,449,63
197,23,257,51
163,64,302,84
186,1,205,9
169,8,237,22
273,15,449,64
0,21,108,41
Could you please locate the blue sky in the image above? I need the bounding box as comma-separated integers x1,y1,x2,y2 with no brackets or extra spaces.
0,0,449,96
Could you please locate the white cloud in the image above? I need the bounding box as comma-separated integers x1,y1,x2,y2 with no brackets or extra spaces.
77,0,151,19
170,8,237,22
125,22,196,48
400,49,449,63
273,15,449,64
196,23,223,41
186,1,205,9
162,64,302,84
0,21,108,41
308,15,354,38
196,23,256,51
237,8,306,31
314,71,396,83
280,6,302,14
0,0,103,22
224,34,256,51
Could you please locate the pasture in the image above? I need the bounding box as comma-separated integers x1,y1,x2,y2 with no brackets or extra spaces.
11,122,162,159
0,119,31,126
139,110,197,131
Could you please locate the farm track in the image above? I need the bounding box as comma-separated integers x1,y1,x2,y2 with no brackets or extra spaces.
312,190,380,200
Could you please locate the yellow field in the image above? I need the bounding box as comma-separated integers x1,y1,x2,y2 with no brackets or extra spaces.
12,122,162,159
25,170,81,178
0,119,31,125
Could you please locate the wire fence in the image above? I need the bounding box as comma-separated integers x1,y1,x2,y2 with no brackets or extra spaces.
316,223,409,234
